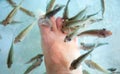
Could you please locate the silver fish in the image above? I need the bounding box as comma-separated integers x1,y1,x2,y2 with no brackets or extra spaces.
84,10,101,20
26,54,43,64
63,0,71,19
84,60,109,73
69,7,87,20
62,11,101,33
70,49,94,70
7,0,16,7
53,4,61,10
107,68,117,72
64,27,83,42
2,0,24,26
80,42,108,50
0,20,22,25
24,58,43,74
7,0,35,17
45,5,64,18
46,0,56,13
101,0,105,18
14,21,36,44
7,43,14,68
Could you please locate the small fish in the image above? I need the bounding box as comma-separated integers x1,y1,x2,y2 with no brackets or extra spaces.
0,20,22,25
101,0,105,18
64,27,83,42
70,49,94,70
63,0,71,19
24,58,43,74
26,54,43,64
45,5,64,18
7,0,16,7
63,19,83,28
61,25,79,34
63,17,94,28
107,68,117,72
46,0,56,13
82,70,90,74
69,7,87,20
80,42,108,50
20,7,35,17
62,12,101,33
53,4,60,10
2,0,24,26
7,43,14,68
78,28,112,38
61,18,102,34
84,60,109,73
84,10,101,20
14,21,36,44
7,0,35,17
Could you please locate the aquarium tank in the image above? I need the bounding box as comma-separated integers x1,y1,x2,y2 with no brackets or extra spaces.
0,0,120,74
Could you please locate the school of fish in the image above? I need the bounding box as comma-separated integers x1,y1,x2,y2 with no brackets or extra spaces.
0,0,113,74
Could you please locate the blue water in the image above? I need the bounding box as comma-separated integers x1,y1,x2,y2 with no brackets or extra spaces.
0,0,120,74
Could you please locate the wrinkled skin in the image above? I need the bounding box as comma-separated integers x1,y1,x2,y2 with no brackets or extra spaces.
38,17,82,74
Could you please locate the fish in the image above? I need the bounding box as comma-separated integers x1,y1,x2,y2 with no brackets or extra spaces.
7,0,35,17
39,5,64,28
84,60,109,73
78,28,112,38
53,4,60,10
46,0,56,13
45,5,64,18
14,21,36,44
80,42,108,50
82,70,90,74
101,0,105,18
2,0,24,26
64,27,83,42
107,68,117,72
61,18,102,34
7,0,16,7
63,0,71,19
84,10,101,20
24,58,43,74
0,20,22,25
62,11,101,33
69,7,87,20
69,49,94,70
26,54,43,64
63,17,93,28
20,7,35,17
7,43,14,68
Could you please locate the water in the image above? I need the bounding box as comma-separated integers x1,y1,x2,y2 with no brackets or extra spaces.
0,0,120,74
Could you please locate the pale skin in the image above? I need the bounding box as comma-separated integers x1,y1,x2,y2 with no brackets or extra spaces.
38,17,82,74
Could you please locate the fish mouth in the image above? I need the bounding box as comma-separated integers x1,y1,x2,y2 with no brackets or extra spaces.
107,31,112,36
64,36,71,42
99,30,112,38
69,65,76,70
104,31,112,37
